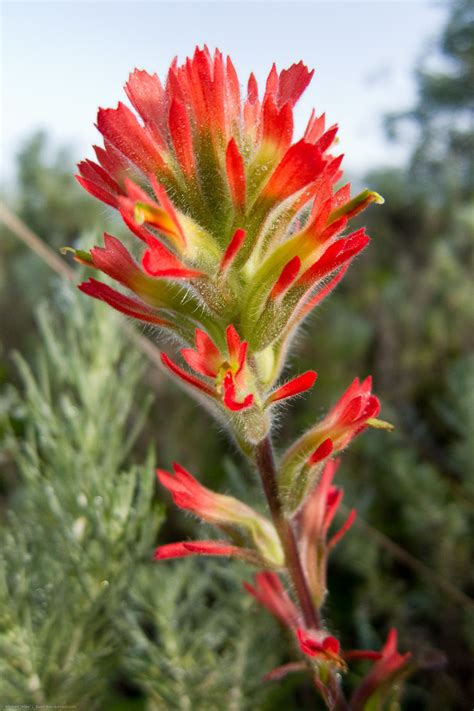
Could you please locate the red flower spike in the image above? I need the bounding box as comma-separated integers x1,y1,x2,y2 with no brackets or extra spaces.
73,52,395,705
270,256,301,301
219,228,246,274
244,572,301,630
226,139,246,209
266,370,317,406
350,629,412,711
76,52,380,376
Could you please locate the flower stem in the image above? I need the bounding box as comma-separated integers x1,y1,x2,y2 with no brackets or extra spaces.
255,435,320,629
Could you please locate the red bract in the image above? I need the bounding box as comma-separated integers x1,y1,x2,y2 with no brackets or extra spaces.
155,541,261,564
320,376,381,448
351,629,412,710
298,460,356,606
161,325,254,412
243,572,302,630
266,370,317,405
280,377,382,510
297,629,342,664
156,463,284,567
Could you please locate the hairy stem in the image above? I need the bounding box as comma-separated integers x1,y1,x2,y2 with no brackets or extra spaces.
255,435,320,629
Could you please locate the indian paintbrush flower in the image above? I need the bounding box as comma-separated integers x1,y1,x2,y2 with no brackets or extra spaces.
243,571,302,630
155,463,284,567
350,629,412,710
71,47,410,709
279,376,382,510
297,459,356,607
71,48,381,426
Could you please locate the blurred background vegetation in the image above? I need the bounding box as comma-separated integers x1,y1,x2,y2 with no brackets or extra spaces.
0,1,473,708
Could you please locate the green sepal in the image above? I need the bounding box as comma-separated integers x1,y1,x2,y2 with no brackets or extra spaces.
279,432,328,511
367,417,394,431
60,247,94,266
329,189,384,223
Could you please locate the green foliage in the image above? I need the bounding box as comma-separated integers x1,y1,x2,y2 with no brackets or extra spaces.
122,560,283,711
0,293,162,706
0,132,114,385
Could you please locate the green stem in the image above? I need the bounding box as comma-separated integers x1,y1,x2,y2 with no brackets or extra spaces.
256,436,351,710
255,435,320,629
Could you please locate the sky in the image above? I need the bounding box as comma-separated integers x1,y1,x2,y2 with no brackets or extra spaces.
1,1,447,185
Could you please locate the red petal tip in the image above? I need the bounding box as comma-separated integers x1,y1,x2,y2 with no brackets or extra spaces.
267,370,317,405
270,256,301,300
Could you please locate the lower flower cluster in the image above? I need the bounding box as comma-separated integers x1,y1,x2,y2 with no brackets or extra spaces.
155,451,411,707
245,569,411,710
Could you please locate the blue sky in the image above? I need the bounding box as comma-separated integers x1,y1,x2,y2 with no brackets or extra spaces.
1,1,447,184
